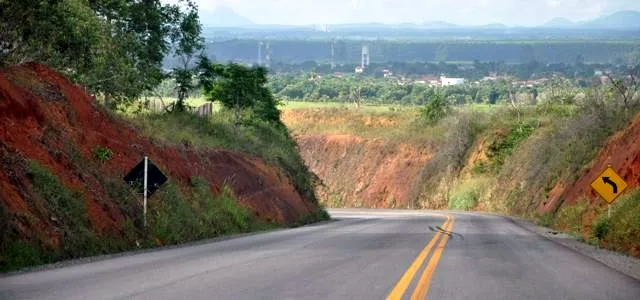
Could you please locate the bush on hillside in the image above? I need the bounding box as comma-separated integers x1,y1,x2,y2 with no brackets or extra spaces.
421,92,451,124
448,178,489,210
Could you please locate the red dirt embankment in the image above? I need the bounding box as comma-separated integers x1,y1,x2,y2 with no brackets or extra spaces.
0,63,315,249
295,134,432,208
544,114,640,211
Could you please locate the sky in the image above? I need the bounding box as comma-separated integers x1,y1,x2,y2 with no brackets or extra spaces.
172,0,640,26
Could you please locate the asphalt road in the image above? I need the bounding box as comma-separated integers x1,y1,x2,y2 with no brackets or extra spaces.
1,209,639,300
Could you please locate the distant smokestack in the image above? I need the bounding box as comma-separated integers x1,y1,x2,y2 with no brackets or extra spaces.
258,42,263,66
361,45,370,69
265,42,271,68
331,40,336,70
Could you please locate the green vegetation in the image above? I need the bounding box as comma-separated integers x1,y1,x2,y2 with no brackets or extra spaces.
486,121,537,171
284,70,639,256
1,162,125,272
421,92,451,124
149,178,275,245
92,146,113,163
0,0,201,104
199,61,281,123
448,178,489,211
130,109,319,207
1,163,286,272
595,189,640,253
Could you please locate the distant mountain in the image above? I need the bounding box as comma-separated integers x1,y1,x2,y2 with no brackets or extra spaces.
543,17,574,28
419,21,459,29
543,11,640,29
200,6,253,27
476,23,508,29
581,10,640,29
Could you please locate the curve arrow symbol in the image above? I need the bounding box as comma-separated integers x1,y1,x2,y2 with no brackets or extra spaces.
603,177,618,194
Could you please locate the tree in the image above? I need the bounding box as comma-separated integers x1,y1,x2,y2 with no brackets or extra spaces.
170,0,203,112
199,61,281,123
422,91,451,124
0,0,196,105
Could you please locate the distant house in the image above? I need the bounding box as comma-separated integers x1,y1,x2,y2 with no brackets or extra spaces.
440,76,465,86
383,69,393,78
355,66,364,73
414,75,439,86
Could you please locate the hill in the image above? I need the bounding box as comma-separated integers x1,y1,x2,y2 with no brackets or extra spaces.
282,100,640,257
543,17,574,28
583,10,640,29
0,63,326,272
200,5,253,27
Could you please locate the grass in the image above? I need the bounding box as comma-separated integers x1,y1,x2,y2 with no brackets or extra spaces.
595,189,640,254
486,121,537,172
448,178,489,211
553,202,589,236
0,162,117,272
129,109,324,210
149,178,277,245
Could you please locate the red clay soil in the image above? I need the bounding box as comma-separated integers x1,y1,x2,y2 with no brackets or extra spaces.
0,63,315,249
543,114,640,211
295,134,432,208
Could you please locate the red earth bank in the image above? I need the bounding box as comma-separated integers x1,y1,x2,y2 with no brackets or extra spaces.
0,63,315,249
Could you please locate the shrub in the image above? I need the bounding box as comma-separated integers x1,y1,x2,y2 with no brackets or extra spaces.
421,92,451,124
448,178,489,211
92,146,113,163
603,189,640,253
592,217,610,241
487,121,536,171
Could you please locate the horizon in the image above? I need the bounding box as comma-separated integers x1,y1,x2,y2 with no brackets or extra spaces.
168,0,640,27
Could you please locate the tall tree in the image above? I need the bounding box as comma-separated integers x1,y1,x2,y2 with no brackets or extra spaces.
199,62,281,123
0,0,196,105
170,0,203,112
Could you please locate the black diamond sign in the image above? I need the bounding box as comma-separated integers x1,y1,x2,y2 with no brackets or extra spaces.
124,158,168,197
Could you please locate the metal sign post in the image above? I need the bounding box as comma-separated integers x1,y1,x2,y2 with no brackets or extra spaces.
124,156,167,230
143,156,148,228
590,165,627,220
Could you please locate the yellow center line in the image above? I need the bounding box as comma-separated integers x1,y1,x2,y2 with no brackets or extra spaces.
411,215,456,300
386,214,451,300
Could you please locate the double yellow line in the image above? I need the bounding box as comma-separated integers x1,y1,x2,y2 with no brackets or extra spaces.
387,214,455,300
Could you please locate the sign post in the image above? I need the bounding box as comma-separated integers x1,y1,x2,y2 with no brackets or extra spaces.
124,157,167,228
143,156,148,227
590,165,627,219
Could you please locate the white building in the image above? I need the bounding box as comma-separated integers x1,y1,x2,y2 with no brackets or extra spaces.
440,76,465,86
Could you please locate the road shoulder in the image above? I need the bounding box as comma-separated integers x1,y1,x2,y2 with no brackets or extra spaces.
507,215,640,281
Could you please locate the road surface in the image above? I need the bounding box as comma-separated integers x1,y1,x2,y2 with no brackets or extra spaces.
1,209,639,299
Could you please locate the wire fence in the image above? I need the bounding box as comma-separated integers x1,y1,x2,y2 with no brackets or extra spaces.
145,99,213,118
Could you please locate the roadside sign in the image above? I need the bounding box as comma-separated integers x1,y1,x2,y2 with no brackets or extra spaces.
124,158,167,197
590,167,627,204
